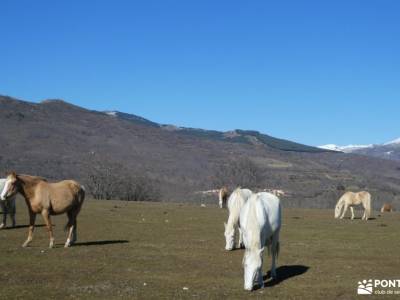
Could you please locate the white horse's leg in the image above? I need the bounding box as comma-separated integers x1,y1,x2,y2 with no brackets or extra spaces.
362,208,367,220
340,204,349,219
270,232,279,280
10,198,16,227
238,227,245,249
234,224,239,249
0,201,6,229
350,207,355,220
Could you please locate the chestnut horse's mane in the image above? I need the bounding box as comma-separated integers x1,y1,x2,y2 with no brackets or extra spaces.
16,174,48,183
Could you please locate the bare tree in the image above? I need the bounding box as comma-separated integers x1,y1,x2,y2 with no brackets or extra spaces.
85,159,122,200
84,154,160,201
119,175,161,201
212,157,264,189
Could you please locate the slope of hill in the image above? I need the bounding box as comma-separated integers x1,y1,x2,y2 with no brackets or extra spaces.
105,110,327,153
1,95,400,208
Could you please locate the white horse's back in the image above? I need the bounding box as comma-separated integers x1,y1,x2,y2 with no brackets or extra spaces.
241,192,281,247
227,188,252,212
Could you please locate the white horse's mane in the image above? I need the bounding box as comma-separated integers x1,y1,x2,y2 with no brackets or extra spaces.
224,187,253,250
243,195,261,250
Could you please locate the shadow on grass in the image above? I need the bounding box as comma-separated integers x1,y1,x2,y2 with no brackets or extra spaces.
72,240,129,247
262,265,310,287
342,217,376,220
3,224,46,230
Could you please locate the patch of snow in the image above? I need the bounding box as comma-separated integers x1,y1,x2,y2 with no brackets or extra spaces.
318,144,342,152
104,111,118,116
384,138,400,145
161,124,182,131
318,144,373,153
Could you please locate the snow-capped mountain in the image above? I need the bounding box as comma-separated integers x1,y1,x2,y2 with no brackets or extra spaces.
319,138,400,160
384,137,400,145
318,144,373,153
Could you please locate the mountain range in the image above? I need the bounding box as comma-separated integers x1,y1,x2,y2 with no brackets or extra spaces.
1,95,399,209
319,138,400,161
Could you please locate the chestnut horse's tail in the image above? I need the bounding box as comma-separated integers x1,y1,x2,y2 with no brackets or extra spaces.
78,185,86,208
64,184,86,231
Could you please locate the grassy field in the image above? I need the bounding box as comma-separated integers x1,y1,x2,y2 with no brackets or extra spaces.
0,199,399,299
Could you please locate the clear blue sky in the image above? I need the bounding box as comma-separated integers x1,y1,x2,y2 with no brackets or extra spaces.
1,0,399,146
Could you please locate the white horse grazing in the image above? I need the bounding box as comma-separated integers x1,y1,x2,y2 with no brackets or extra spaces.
224,188,253,250
240,192,281,291
0,178,16,229
334,191,372,220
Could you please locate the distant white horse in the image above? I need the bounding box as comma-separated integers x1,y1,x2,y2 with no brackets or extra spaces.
0,178,16,229
224,188,253,250
240,192,281,291
334,191,372,220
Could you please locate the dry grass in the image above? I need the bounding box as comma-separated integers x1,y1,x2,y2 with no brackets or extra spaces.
0,199,399,299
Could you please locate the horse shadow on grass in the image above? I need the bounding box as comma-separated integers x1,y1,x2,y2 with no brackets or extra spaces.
342,217,376,221
4,224,46,230
72,240,129,247
261,265,309,288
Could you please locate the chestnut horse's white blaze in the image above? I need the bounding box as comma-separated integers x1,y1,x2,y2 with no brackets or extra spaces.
0,172,85,248
240,192,281,291
224,188,253,250
334,191,372,220
0,178,16,228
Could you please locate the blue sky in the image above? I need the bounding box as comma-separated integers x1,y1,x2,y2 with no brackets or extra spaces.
1,0,399,146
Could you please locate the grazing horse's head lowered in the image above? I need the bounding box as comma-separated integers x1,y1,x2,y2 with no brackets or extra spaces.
243,247,264,291
334,199,344,219
334,191,372,220
240,192,281,291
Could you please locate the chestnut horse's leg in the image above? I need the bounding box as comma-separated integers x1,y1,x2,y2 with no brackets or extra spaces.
41,209,54,248
22,210,36,247
65,211,76,248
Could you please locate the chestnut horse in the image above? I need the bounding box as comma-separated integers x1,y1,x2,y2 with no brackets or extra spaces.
218,186,230,209
0,172,85,248
381,203,394,213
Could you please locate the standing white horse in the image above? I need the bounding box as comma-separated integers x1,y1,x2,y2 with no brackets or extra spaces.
224,188,253,250
334,191,372,220
240,192,281,291
0,178,16,229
